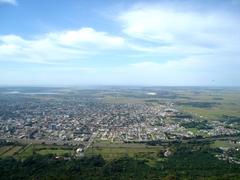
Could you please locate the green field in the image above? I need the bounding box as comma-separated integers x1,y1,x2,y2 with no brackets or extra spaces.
211,140,240,149
85,140,166,166
37,149,72,156
0,145,13,155
2,146,23,157
175,89,240,120
0,143,74,159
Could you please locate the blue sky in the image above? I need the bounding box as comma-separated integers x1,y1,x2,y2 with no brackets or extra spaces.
0,0,240,86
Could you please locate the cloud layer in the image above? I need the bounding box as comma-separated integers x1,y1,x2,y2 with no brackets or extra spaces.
0,28,125,64
0,1,240,85
119,4,240,54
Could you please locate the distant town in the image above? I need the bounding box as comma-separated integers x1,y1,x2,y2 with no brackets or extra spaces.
0,87,239,154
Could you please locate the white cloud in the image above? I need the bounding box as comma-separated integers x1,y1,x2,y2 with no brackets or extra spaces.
53,28,124,48
119,4,240,54
0,0,17,5
0,28,125,64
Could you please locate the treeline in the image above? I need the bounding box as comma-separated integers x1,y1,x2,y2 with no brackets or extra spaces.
1,144,240,179
177,101,220,108
180,120,212,130
220,115,240,125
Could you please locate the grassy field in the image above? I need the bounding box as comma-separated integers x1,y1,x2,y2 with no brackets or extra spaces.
0,145,13,155
85,140,165,166
175,89,240,120
0,144,74,159
2,146,23,157
211,140,240,149
1,141,164,166
37,149,72,156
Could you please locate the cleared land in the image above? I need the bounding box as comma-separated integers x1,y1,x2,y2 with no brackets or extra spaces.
85,140,166,167
175,90,240,120
211,140,240,149
0,145,13,155
0,144,74,159
2,146,23,157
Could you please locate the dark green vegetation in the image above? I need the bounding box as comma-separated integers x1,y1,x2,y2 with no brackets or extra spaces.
180,120,212,130
1,142,240,180
220,115,240,125
176,101,220,108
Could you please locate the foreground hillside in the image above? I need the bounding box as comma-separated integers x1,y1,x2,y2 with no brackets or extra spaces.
1,143,240,180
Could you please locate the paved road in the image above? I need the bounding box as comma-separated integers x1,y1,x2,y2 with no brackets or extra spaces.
83,131,99,152
1,134,239,150
124,135,240,144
